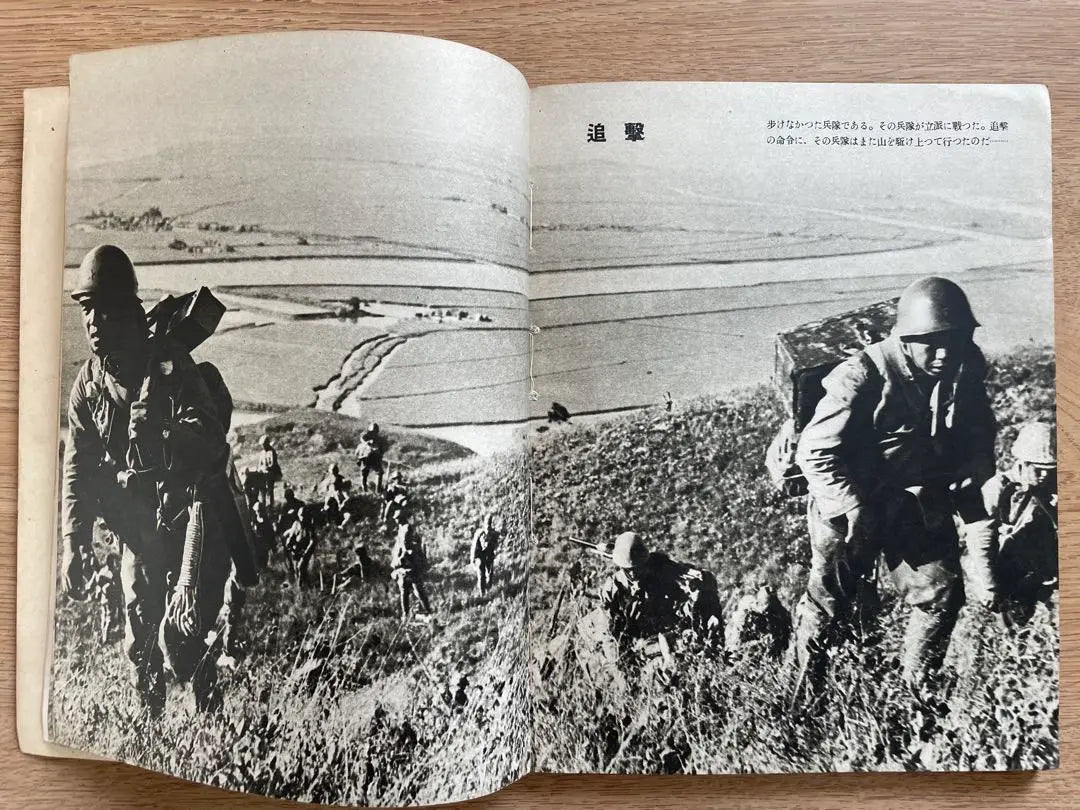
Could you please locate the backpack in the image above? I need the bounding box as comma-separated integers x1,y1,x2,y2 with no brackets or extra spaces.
766,298,896,498
151,288,265,585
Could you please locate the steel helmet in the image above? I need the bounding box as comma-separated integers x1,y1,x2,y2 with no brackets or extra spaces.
893,276,979,339
612,531,648,569
70,244,140,305
1012,422,1056,466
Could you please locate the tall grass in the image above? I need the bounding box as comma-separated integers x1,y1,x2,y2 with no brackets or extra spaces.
530,344,1057,774
49,432,532,805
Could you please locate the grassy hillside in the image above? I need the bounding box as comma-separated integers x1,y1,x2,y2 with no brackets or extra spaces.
530,343,1057,774
47,345,1058,798
49,413,531,806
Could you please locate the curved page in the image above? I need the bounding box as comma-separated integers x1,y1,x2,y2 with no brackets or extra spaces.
528,82,1055,775
47,31,531,806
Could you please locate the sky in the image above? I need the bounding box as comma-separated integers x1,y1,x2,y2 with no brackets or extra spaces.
68,31,529,172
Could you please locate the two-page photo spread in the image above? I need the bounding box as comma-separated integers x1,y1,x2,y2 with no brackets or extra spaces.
29,31,1056,806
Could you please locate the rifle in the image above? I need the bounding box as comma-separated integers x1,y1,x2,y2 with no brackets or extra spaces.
570,537,613,560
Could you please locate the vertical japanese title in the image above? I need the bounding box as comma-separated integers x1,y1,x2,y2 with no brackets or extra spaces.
587,123,645,142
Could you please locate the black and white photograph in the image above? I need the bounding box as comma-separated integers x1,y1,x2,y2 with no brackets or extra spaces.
527,83,1057,774
48,32,533,806
44,35,1058,806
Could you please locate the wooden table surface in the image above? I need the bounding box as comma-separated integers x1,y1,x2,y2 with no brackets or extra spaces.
2,1,1078,807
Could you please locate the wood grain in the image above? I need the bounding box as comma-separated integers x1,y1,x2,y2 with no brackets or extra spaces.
1,1,1077,807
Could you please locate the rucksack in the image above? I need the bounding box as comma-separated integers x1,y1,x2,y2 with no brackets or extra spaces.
766,298,896,498
149,287,264,584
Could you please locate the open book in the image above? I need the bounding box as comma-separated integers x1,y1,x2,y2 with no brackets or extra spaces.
17,32,1057,806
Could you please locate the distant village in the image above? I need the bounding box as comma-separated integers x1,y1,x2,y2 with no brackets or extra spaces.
76,206,290,255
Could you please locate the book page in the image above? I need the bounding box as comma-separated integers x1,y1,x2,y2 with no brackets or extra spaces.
45,32,531,805
528,82,1055,774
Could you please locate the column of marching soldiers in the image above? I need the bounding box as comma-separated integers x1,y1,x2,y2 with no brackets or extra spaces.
90,424,503,659
237,426,501,613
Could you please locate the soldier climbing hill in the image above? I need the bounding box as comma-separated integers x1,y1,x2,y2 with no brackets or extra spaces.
356,422,387,492
978,421,1059,626
576,532,723,692
61,244,260,717
391,516,433,620
255,434,282,507
792,276,997,696
470,512,501,596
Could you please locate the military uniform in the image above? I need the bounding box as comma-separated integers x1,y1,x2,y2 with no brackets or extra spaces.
63,342,234,714
318,466,350,522
390,522,431,618
470,518,501,596
793,282,996,687
380,475,408,526
282,508,317,586
355,424,386,491
595,534,723,678
61,244,250,716
981,471,1057,623
277,489,305,535
255,436,281,507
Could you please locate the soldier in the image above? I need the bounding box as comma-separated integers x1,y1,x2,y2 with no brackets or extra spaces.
61,244,242,716
390,517,432,619
255,434,282,507
355,422,386,492
979,421,1058,625
250,498,275,566
277,486,305,534
318,462,351,525
793,276,997,691
380,470,409,527
470,512,501,596
282,505,317,587
596,532,723,674
87,551,123,644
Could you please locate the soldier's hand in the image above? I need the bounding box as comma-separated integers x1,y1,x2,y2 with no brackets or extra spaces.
843,505,874,546
128,399,151,440
61,545,87,600
979,593,1001,613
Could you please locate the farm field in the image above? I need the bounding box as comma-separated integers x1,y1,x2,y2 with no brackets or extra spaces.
529,264,1053,419
530,161,1049,275
66,138,529,269
60,274,530,442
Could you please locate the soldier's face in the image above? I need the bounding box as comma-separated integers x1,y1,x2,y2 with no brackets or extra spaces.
902,329,972,378
80,299,143,356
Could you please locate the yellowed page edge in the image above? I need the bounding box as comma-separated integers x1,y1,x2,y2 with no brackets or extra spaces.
17,86,106,761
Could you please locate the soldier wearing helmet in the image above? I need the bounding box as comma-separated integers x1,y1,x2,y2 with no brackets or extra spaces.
254,433,282,507
978,421,1058,625
61,244,235,716
356,421,387,492
470,511,502,596
319,460,351,521
598,532,723,667
793,276,997,692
